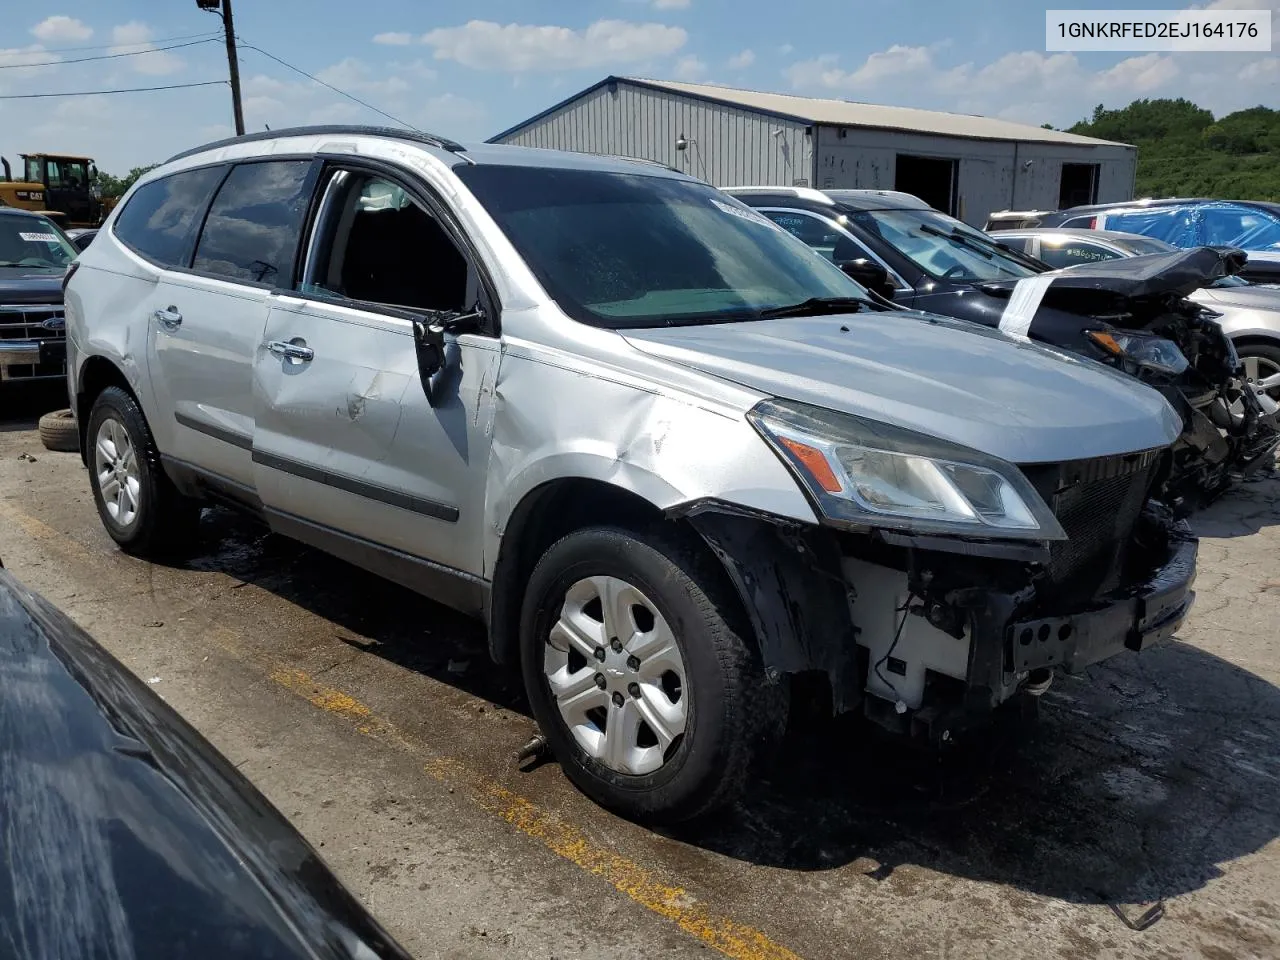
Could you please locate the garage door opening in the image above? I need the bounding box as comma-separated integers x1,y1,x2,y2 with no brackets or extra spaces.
1059,163,1099,209
895,155,957,216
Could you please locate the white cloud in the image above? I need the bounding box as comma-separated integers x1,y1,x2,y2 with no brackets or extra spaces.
316,57,411,97
653,0,691,8
373,32,413,46
109,22,185,76
782,34,1274,131
673,55,707,80
778,43,794,55
727,49,755,70
420,19,687,72
31,15,93,43
0,44,60,83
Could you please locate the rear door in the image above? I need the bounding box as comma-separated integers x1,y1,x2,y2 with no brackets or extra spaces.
147,159,317,489
251,166,501,591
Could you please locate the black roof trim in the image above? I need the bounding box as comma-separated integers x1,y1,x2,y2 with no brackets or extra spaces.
164,125,466,165
0,206,53,220
487,75,812,143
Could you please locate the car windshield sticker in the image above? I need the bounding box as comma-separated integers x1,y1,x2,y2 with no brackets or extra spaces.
997,275,1055,341
710,198,774,227
19,232,61,243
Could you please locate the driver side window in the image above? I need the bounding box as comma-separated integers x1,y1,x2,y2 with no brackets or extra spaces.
304,171,473,314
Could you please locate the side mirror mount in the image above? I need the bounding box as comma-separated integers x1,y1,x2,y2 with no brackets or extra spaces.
412,305,485,405
839,258,895,299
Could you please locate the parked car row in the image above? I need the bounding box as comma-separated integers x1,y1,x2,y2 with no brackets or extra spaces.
58,126,1206,823
728,186,1280,508
986,198,1280,285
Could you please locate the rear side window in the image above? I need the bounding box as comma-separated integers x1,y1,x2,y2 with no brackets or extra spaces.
192,160,314,286
1038,241,1122,269
113,167,224,267
1103,207,1196,246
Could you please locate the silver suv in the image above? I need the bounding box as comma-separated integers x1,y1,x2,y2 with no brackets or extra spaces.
65,127,1197,822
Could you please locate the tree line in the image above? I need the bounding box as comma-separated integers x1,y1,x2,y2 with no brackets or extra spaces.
1064,98,1280,202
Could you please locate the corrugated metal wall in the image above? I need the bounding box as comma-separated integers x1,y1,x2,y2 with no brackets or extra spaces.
495,81,814,187
814,127,1136,226
495,81,1137,226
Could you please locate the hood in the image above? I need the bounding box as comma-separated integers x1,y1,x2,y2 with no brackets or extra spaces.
623,311,1181,465
979,246,1246,315
0,267,64,305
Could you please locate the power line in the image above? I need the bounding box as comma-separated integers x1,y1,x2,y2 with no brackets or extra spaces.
0,80,227,100
238,41,417,131
20,30,222,55
0,37,221,70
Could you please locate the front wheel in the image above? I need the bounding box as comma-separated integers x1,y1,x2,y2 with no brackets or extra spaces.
1238,341,1280,403
519,525,784,824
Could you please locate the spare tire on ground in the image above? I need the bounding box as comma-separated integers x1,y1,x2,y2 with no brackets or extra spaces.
39,409,80,453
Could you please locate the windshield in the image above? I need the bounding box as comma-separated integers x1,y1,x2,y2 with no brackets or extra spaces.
454,165,870,328
847,208,1040,282
0,215,77,268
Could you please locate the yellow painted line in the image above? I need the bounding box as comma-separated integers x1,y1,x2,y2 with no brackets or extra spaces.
424,756,805,960
1,499,806,960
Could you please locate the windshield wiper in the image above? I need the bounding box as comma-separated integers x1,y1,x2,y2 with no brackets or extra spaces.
918,223,995,260
756,296,867,319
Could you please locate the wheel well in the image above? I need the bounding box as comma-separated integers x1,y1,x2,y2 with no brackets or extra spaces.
1231,334,1280,353
75,356,134,464
487,479,671,666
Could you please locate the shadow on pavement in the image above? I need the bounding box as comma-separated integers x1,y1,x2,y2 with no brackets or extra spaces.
0,382,67,433
1189,467,1280,539
179,504,1279,909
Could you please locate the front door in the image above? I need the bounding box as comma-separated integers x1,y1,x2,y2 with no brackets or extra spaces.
251,168,500,588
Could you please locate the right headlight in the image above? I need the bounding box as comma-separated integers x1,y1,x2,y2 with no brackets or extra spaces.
748,399,1065,541
1085,330,1189,376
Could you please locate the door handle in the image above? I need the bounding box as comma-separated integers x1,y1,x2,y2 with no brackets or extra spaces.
153,306,182,329
266,339,314,362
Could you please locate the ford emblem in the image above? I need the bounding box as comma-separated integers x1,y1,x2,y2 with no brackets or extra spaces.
41,316,65,331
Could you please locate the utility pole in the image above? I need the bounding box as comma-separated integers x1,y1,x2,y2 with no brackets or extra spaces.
197,0,244,135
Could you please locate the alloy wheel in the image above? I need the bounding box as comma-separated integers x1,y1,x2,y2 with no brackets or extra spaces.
1243,353,1280,402
94,417,142,527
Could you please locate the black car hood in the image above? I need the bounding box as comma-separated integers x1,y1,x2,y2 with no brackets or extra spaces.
0,568,413,960
0,267,64,305
977,246,1247,315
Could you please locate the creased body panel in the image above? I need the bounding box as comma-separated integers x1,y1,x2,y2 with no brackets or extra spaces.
483,334,818,580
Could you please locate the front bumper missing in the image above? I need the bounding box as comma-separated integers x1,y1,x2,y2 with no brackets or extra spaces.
1007,533,1197,676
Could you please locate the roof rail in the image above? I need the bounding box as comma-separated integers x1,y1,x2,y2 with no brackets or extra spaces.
164,124,467,165
722,185,834,205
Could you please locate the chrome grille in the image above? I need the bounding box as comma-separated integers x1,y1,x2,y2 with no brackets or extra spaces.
0,303,66,343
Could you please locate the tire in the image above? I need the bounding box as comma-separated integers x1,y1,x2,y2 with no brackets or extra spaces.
38,409,80,453
1237,340,1280,403
519,525,785,824
86,386,201,557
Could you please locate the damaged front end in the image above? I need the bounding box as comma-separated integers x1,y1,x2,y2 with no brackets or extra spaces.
680,401,1198,740
983,246,1280,506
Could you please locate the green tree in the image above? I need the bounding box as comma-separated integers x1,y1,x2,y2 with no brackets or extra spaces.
95,165,158,198
1068,98,1280,202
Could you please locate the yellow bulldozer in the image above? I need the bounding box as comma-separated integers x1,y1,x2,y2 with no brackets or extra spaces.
0,153,117,227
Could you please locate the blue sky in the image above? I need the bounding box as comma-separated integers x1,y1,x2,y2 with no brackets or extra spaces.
0,1,1275,174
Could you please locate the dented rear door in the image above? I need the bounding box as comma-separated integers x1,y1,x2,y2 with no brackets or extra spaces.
251,292,500,577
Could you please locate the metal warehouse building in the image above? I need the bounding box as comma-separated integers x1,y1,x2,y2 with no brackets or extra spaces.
489,77,1137,228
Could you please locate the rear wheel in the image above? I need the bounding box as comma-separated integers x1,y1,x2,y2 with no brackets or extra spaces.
86,386,201,557
520,525,784,824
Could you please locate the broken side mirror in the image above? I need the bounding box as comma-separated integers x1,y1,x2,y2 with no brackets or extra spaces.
412,305,485,405
840,258,895,299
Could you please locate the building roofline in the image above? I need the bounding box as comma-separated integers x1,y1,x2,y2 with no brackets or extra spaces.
490,75,1135,149
486,76,815,143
